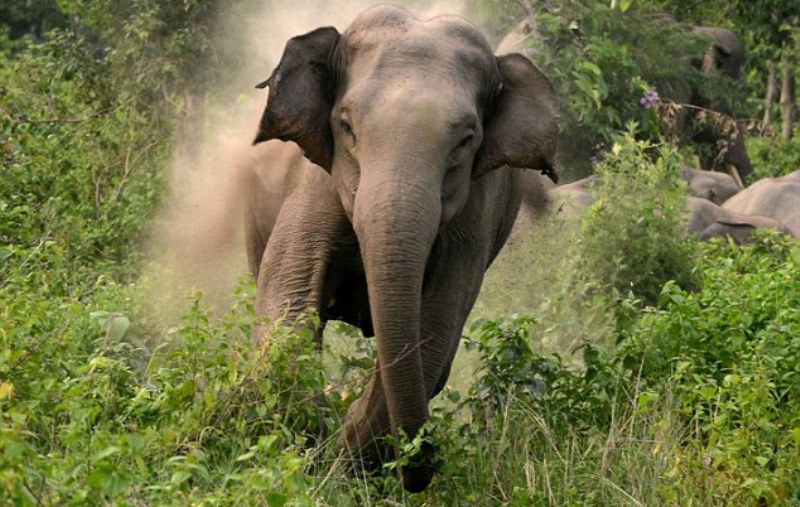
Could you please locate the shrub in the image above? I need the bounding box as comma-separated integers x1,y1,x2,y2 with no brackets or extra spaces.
747,131,800,179
537,127,696,353
528,2,714,177
0,36,167,278
572,128,696,304
0,278,331,505
617,232,800,503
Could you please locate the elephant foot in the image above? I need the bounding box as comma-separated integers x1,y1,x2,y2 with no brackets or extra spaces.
398,440,436,493
335,422,437,493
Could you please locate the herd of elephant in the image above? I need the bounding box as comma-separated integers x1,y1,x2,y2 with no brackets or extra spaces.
548,168,800,244
236,5,793,493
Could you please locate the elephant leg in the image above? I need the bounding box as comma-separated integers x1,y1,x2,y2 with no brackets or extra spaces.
255,177,355,341
244,200,271,280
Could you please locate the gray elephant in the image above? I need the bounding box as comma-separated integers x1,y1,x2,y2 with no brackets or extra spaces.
683,26,754,181
247,5,558,492
688,197,789,243
680,166,739,205
722,172,800,237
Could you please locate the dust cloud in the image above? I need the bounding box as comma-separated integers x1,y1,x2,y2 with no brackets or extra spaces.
141,1,474,323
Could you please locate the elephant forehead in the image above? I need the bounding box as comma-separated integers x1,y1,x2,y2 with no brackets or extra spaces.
342,8,494,74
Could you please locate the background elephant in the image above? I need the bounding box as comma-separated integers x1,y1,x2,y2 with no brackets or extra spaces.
722,172,800,236
688,196,789,243
680,166,740,205
248,5,558,493
682,26,754,181
538,177,784,244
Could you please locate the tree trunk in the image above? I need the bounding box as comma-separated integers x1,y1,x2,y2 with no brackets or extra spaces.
780,65,796,140
763,61,778,127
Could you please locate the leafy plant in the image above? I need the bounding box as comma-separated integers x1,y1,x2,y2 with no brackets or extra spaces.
747,130,800,179
616,232,800,503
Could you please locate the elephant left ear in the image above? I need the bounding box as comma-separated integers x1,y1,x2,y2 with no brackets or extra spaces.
474,54,560,183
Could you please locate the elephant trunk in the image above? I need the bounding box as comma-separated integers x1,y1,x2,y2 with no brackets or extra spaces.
352,168,440,492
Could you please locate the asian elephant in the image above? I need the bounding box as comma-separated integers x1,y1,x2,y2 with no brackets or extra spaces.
680,166,739,205
688,197,790,243
685,26,754,181
722,172,800,237
247,5,558,492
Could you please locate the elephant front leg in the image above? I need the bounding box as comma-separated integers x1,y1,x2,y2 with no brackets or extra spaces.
254,191,355,342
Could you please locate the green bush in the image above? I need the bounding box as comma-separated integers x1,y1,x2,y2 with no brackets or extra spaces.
537,127,696,353
0,279,331,505
581,129,696,306
0,36,167,280
616,232,800,503
528,2,713,177
747,131,800,179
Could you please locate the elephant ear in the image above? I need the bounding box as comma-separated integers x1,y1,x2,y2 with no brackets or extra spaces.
474,53,560,183
253,27,340,171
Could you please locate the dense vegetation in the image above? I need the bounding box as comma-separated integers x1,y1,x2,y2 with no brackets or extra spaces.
2,0,799,505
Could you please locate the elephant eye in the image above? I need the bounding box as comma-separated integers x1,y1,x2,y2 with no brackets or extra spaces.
448,133,475,167
456,134,474,150
340,116,356,148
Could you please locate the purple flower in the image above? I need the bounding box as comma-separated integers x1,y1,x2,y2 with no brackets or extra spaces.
640,87,660,109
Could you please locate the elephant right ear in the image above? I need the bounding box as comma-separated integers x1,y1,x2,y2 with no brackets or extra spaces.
253,27,341,171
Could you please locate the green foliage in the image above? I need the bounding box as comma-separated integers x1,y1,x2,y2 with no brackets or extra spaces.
465,316,630,433
0,35,167,281
0,279,328,505
56,0,221,114
747,130,800,179
528,1,709,176
615,232,800,503
451,232,800,505
567,128,697,308
0,0,65,41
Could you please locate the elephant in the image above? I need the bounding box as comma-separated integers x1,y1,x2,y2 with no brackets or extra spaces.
247,5,558,493
688,197,790,243
722,172,800,237
682,26,754,182
776,170,800,184
538,177,784,244
680,166,740,205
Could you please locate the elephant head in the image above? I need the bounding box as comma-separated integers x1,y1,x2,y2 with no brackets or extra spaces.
253,5,558,492
692,26,743,81
684,26,753,181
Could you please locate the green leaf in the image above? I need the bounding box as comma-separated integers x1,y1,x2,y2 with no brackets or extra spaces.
90,310,130,341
